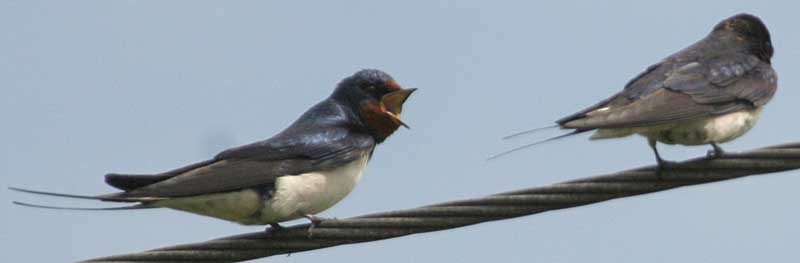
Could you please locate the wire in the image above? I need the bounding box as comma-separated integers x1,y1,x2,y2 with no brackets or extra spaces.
81,142,800,263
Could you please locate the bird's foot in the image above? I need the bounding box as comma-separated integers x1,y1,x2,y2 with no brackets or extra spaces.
303,214,332,238
264,223,284,235
655,158,677,180
303,214,328,225
707,143,727,159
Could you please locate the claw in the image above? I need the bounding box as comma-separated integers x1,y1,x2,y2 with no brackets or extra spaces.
655,158,677,180
264,223,284,235
707,143,726,158
303,214,328,238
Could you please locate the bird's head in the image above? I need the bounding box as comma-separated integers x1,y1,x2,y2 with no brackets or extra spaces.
332,69,417,143
713,13,773,63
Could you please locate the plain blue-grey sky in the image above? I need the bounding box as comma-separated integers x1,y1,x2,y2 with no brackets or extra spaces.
3,1,799,262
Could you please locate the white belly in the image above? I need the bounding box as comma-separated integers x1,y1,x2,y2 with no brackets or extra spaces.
258,154,369,223
151,154,370,225
648,108,762,145
590,108,763,145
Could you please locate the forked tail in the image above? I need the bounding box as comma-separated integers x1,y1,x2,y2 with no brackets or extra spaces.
12,201,152,211
488,129,590,160
501,125,559,140
9,187,109,200
9,187,156,211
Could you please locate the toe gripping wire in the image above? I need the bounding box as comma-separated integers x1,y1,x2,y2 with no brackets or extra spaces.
81,142,800,263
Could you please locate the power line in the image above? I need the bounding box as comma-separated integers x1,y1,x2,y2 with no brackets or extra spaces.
81,142,800,263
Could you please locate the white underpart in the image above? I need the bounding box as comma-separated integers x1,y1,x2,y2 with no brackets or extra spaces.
152,154,370,225
258,154,369,223
690,108,763,144
591,108,763,145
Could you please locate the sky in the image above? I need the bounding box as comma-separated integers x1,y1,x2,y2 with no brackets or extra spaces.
2,1,799,262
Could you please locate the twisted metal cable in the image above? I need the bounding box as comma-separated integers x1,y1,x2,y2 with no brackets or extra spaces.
82,142,800,263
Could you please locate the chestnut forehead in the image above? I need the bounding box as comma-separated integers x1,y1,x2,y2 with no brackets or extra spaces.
386,80,401,91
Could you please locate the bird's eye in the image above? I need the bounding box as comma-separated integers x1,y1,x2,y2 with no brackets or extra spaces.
364,86,381,96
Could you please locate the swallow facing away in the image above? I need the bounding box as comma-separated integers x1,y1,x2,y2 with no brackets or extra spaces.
11,69,416,231
498,13,776,166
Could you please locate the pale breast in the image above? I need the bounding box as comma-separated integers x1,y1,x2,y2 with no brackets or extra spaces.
257,154,370,223
150,153,371,226
646,108,763,145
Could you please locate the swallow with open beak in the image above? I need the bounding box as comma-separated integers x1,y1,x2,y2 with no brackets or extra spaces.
498,13,776,167
11,69,416,230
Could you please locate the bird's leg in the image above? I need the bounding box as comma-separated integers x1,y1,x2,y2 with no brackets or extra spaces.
264,223,284,235
707,142,726,158
649,138,666,165
649,139,672,178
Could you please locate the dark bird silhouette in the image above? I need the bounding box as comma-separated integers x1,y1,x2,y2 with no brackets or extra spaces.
11,69,417,231
497,13,776,166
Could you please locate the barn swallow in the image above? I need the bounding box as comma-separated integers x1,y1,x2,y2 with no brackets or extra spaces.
497,13,776,166
11,69,416,231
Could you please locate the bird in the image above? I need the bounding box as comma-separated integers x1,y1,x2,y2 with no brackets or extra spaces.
10,69,417,231
497,13,777,167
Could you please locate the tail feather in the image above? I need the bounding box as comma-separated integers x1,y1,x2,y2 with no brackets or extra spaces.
8,187,108,201
488,129,591,161
12,201,152,211
105,173,176,191
8,187,158,202
104,159,217,191
502,125,559,140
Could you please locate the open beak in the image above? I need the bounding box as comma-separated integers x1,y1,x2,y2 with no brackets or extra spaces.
381,88,417,129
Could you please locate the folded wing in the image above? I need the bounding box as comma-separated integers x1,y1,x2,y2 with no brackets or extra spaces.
560,53,776,130
103,100,376,200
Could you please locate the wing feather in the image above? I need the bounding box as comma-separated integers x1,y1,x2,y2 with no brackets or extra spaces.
104,99,377,199
561,53,775,130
